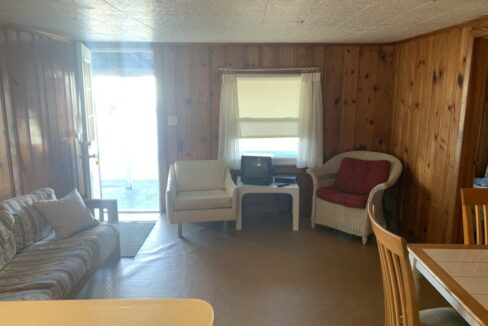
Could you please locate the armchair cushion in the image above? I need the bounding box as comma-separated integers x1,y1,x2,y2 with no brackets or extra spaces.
316,186,368,208
174,190,232,211
334,158,391,195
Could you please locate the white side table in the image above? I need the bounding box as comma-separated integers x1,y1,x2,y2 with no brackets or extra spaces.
236,177,300,231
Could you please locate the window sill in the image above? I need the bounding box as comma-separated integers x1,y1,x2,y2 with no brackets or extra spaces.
272,158,297,166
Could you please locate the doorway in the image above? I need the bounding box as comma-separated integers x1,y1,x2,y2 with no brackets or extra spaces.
90,50,160,215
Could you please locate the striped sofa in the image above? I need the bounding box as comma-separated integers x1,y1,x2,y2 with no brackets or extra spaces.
0,188,119,300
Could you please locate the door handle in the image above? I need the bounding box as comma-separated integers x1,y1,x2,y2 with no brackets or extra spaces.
88,154,97,159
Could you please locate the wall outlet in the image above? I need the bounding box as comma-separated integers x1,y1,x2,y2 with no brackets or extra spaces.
168,115,178,126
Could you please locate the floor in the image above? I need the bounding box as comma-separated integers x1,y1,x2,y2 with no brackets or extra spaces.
77,213,446,326
119,212,160,222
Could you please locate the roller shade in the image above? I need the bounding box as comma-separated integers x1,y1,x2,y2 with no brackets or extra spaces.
236,75,301,138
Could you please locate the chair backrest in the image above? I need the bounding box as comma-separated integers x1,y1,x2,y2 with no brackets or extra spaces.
368,203,420,326
174,160,227,192
327,151,403,186
460,188,488,245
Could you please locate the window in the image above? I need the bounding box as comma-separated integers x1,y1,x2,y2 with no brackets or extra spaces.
236,75,301,163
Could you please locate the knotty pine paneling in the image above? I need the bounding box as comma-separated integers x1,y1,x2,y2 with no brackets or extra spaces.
154,44,394,217
0,26,81,199
390,27,472,243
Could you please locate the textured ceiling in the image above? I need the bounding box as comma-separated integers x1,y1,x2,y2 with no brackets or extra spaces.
0,0,487,43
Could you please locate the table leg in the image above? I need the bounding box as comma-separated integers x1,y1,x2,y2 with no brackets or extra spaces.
292,192,299,231
236,194,243,231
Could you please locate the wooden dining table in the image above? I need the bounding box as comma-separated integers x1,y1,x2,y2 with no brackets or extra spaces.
0,298,214,326
408,244,488,325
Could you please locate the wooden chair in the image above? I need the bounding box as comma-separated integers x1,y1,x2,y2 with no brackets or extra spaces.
368,204,467,326
460,188,488,245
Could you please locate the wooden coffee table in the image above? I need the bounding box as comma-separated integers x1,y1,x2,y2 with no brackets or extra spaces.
0,298,214,326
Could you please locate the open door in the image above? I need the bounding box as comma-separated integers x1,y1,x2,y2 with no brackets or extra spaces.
76,43,101,199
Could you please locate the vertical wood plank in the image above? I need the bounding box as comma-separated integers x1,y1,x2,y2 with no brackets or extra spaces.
279,46,295,66
262,46,279,67
245,46,260,67
355,47,379,151
176,45,193,160
190,45,211,160
340,46,359,152
323,46,344,160
209,46,225,159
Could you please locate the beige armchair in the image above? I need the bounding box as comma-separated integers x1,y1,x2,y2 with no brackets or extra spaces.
307,151,402,245
166,160,237,237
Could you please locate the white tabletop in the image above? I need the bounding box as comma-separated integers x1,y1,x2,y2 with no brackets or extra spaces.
237,177,299,190
408,244,488,325
424,248,488,309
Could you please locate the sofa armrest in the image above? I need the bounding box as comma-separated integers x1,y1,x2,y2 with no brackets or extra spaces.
84,199,118,225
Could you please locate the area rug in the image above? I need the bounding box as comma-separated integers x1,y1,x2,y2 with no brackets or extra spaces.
118,221,155,257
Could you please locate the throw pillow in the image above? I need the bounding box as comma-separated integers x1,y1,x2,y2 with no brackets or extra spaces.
12,205,53,252
34,189,99,239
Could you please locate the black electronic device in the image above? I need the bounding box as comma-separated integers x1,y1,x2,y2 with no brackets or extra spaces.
241,155,273,185
274,175,297,184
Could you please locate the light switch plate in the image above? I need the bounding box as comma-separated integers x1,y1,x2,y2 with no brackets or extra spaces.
168,115,178,126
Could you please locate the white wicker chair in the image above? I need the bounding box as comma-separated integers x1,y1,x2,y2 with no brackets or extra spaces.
307,151,402,245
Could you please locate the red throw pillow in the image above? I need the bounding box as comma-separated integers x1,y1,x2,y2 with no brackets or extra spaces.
334,157,391,195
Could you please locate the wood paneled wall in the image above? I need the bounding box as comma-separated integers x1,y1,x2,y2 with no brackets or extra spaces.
0,26,81,199
390,27,472,243
155,44,394,164
154,44,394,216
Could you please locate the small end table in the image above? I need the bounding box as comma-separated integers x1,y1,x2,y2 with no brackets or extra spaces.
236,177,300,231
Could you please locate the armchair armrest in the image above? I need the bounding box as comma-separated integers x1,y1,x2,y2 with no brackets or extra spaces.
224,169,237,196
224,169,237,219
84,199,118,225
306,168,336,189
165,165,177,221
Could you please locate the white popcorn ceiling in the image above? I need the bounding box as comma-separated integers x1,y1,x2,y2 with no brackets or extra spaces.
0,0,487,43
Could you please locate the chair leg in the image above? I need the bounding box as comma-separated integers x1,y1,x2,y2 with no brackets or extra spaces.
362,236,368,245
178,224,182,237
223,221,228,233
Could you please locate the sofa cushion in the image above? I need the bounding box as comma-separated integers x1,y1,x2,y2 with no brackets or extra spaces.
0,188,56,270
0,245,94,300
334,158,391,195
26,223,119,267
316,186,368,208
34,189,99,239
0,223,118,300
175,160,226,192
12,205,53,252
174,190,232,211
0,213,16,272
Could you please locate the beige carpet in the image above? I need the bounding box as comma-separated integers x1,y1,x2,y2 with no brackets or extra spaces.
78,214,446,326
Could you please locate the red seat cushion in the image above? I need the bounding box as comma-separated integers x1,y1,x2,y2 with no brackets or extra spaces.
316,186,368,208
334,157,391,195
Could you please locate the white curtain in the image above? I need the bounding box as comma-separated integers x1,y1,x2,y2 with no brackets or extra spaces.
296,72,323,169
218,73,241,169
